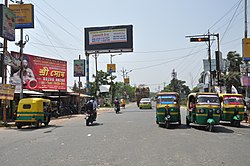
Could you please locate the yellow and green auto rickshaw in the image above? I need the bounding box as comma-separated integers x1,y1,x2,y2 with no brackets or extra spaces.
155,92,181,128
219,93,245,127
15,98,52,129
186,92,221,132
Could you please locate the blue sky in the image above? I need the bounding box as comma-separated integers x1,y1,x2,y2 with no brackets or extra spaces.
1,0,247,92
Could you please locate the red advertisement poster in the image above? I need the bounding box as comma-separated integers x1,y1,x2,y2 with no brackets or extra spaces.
9,51,67,91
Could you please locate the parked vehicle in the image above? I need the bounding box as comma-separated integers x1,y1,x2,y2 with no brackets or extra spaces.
139,98,152,109
219,93,245,127
15,98,51,129
155,92,181,128
186,93,221,132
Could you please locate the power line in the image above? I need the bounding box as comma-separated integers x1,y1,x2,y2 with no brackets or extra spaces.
220,0,242,42
41,0,82,33
28,42,83,51
131,48,206,71
209,0,243,30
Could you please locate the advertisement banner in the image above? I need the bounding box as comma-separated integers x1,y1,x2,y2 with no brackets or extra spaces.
242,38,250,61
0,83,16,100
124,78,130,84
9,4,34,29
74,59,85,77
0,4,16,41
9,51,67,91
89,29,127,45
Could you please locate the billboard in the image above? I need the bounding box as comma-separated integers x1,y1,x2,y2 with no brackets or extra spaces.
0,4,16,41
9,4,34,29
9,51,67,91
74,59,85,77
85,25,133,54
203,59,229,72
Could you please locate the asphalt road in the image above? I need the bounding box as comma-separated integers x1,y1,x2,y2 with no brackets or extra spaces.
0,102,250,166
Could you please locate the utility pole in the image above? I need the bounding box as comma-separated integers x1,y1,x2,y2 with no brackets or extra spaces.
215,33,221,93
121,67,132,98
208,31,212,92
245,0,248,99
78,54,81,113
2,0,8,126
110,54,115,105
186,32,219,92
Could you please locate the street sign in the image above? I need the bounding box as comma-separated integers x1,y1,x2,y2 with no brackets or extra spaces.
107,64,116,73
0,83,16,100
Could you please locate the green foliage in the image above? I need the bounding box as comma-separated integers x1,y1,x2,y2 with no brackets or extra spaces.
86,70,135,102
222,51,243,93
191,86,199,93
163,78,190,98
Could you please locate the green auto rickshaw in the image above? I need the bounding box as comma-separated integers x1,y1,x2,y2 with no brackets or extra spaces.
15,98,52,129
186,92,221,132
155,92,181,128
219,93,245,127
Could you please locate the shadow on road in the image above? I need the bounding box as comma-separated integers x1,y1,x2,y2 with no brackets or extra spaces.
189,125,234,133
220,122,250,129
86,122,104,127
13,124,63,132
158,124,189,130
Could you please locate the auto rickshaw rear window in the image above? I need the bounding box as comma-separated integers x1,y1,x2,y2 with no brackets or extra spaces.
23,104,31,109
158,95,176,104
197,95,219,104
224,96,244,105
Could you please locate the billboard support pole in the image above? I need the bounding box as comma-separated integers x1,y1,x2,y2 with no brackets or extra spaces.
85,52,90,95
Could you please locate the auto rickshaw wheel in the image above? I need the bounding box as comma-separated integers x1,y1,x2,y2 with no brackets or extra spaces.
44,121,49,126
207,124,213,132
178,119,181,125
16,123,22,129
235,121,241,127
165,122,170,129
36,120,42,128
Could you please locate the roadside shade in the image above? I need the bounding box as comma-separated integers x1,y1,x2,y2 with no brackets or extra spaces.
15,89,44,95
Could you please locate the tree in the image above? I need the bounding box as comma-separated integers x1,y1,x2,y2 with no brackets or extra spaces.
88,70,116,97
222,51,243,93
163,78,190,98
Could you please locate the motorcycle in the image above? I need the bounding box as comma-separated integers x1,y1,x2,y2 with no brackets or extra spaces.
85,109,96,126
114,105,120,114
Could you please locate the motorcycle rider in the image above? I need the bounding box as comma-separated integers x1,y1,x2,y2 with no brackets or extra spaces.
114,97,120,113
86,97,98,121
